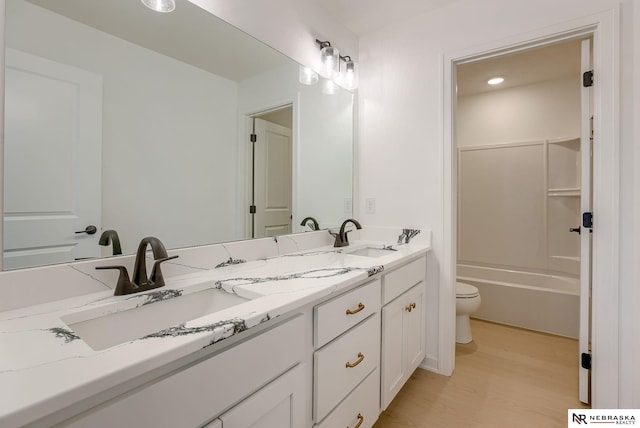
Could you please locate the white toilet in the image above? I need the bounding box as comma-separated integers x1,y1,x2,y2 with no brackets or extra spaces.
456,282,481,344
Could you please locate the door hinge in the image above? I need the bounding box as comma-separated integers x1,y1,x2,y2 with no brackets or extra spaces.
250,133,257,143
583,212,593,229
581,352,592,370
583,70,593,87
249,205,256,214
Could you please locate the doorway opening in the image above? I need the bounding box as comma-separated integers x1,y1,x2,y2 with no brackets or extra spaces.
247,105,293,239
453,37,593,404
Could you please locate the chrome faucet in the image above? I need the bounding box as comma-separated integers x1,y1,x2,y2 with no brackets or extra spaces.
99,229,122,256
332,218,362,247
300,216,320,231
397,228,421,244
96,237,178,296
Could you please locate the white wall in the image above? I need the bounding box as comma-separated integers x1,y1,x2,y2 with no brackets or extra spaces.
189,0,358,76
6,0,239,254
457,76,580,146
358,0,639,407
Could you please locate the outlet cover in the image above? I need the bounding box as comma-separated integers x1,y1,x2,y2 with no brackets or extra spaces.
344,198,352,213
365,198,376,214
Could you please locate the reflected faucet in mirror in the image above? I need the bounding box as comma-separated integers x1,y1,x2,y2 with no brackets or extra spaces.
300,217,320,231
99,230,122,256
96,237,178,295
332,218,362,247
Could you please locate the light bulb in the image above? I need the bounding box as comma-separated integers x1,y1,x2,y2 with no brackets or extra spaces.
487,76,505,85
320,45,340,79
341,59,358,90
141,0,175,13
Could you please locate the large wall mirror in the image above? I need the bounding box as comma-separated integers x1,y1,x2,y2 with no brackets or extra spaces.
3,0,354,270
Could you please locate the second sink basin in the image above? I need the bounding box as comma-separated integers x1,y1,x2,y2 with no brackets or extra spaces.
345,246,396,258
61,287,248,351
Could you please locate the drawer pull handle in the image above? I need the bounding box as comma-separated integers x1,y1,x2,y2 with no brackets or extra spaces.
405,302,416,312
346,302,365,315
346,352,365,368
351,413,364,428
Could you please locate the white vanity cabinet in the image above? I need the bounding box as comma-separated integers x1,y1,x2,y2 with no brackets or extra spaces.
381,256,427,410
312,279,381,428
59,315,305,428
217,363,305,428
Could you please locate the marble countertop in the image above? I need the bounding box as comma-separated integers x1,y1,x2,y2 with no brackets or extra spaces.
0,239,430,427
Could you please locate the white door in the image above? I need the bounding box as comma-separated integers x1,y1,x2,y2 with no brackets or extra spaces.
252,118,292,238
3,49,102,270
578,38,593,404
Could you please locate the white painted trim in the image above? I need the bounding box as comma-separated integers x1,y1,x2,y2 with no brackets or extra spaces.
442,9,620,407
0,0,5,271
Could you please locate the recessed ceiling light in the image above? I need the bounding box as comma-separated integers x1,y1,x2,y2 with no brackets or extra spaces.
141,0,176,13
487,77,505,85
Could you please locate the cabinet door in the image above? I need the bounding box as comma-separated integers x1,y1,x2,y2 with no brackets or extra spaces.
381,282,426,410
381,296,406,410
219,364,306,428
404,283,426,374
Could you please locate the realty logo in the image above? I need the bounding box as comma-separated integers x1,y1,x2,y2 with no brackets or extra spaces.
573,413,588,424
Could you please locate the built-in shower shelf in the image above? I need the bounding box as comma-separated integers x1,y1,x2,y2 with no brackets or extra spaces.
547,188,580,197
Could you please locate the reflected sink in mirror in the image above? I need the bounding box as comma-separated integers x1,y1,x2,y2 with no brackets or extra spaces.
344,247,397,258
61,288,248,351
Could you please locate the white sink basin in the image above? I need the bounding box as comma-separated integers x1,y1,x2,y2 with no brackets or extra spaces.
345,247,396,258
61,288,249,351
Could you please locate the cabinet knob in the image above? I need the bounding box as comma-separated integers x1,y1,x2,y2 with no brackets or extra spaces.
346,302,365,315
345,352,365,368
351,413,364,428
405,302,416,312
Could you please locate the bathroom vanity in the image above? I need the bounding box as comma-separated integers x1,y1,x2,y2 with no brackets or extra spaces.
0,229,429,428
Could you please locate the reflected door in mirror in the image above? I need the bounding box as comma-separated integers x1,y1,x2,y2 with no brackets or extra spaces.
3,49,102,270
252,118,292,238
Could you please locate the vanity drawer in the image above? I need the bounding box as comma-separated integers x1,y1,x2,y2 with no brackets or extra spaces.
314,279,381,348
314,367,380,428
382,256,426,304
313,313,380,422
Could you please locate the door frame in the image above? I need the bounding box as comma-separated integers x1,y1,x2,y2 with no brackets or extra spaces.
442,9,619,407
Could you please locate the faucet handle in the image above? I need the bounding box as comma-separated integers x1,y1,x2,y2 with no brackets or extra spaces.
150,255,179,285
96,265,135,295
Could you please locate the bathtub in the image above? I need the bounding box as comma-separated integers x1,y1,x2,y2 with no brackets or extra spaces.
457,264,580,339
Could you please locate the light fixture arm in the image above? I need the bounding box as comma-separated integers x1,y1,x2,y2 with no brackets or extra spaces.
315,39,332,49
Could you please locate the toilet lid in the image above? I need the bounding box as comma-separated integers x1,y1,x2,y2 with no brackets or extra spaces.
456,282,479,298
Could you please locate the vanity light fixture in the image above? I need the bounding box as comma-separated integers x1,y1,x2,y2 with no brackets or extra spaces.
487,76,505,85
299,66,319,85
141,0,176,13
337,55,359,90
316,39,340,79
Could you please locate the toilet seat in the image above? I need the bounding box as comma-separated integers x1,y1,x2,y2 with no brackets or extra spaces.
456,282,479,298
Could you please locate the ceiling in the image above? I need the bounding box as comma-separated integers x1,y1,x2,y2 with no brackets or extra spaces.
456,39,583,96
316,0,461,36
25,0,290,81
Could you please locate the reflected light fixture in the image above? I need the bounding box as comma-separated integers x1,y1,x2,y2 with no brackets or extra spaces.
487,76,505,85
322,78,340,95
141,0,176,13
299,66,319,85
316,39,340,79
